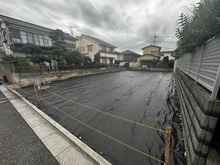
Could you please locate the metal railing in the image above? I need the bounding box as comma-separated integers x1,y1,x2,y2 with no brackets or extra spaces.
174,35,220,99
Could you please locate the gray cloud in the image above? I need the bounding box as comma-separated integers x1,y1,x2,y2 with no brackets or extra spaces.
1,0,200,54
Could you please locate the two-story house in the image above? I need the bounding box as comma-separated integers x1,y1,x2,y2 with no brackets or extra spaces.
0,14,76,66
121,50,141,62
137,45,161,67
76,34,117,64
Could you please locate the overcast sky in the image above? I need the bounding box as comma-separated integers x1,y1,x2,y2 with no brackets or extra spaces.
0,0,200,54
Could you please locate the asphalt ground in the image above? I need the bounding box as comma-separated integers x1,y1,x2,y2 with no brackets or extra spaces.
18,70,185,165
0,87,59,165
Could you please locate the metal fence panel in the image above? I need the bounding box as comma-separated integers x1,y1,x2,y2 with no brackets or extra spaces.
175,36,220,99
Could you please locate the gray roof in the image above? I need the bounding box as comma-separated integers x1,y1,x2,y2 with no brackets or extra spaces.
121,50,141,56
0,14,75,41
82,34,117,48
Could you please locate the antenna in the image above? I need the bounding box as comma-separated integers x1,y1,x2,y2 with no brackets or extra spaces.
69,25,77,36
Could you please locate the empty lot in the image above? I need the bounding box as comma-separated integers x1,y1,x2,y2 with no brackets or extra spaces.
19,71,184,165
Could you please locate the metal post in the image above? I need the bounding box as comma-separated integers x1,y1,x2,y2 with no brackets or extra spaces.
211,65,220,99
164,126,171,165
195,45,205,82
33,82,40,104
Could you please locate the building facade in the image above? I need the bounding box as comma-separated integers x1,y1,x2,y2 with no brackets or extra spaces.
121,50,141,63
137,45,161,67
159,51,175,60
0,14,76,64
76,34,117,64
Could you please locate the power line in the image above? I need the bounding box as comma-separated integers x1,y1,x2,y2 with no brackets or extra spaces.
32,0,69,28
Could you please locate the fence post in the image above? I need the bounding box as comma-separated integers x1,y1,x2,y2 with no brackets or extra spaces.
195,45,205,82
33,82,40,104
164,126,171,165
211,65,220,99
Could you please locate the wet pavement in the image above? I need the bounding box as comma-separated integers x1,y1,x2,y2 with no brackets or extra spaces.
0,87,59,165
18,71,185,165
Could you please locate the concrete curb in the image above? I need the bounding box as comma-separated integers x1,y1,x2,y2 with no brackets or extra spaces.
3,84,111,165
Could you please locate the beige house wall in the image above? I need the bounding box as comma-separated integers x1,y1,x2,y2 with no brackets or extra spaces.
77,36,117,64
76,37,99,60
137,55,157,67
143,46,160,55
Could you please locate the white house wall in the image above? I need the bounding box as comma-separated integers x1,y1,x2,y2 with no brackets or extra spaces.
160,52,175,60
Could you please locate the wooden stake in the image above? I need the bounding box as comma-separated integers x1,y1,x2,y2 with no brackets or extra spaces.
12,76,15,89
164,126,171,165
33,82,40,104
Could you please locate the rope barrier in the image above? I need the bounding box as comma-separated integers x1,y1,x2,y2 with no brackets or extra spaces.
16,87,167,164
45,89,166,133
40,93,165,164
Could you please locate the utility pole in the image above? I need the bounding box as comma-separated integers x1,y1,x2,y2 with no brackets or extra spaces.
69,25,77,36
153,33,158,45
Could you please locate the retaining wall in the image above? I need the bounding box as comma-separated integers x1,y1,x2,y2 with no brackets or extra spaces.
129,67,173,72
15,68,126,87
175,68,220,165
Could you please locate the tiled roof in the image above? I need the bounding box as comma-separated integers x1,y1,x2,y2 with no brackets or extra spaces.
121,50,141,56
142,45,161,50
0,14,75,41
83,34,117,48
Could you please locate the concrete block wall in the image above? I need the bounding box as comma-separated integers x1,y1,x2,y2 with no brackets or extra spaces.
175,69,220,165
14,68,126,87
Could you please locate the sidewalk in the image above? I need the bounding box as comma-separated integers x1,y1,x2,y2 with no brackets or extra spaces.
0,89,59,165
0,85,111,165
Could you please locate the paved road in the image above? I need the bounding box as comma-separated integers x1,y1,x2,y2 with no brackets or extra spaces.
0,87,59,165
19,71,184,165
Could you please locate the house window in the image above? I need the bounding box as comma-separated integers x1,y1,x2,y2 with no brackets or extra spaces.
100,45,106,52
87,45,93,52
39,35,44,46
20,31,27,43
20,31,45,46
27,33,34,43
33,34,40,45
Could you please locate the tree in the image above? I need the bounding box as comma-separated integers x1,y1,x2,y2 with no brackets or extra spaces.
2,55,39,73
65,50,83,65
175,0,220,58
31,55,51,64
49,29,66,51
84,56,92,64
51,47,65,58
94,53,101,64
20,43,43,56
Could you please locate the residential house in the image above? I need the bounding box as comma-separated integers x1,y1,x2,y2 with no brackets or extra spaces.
76,34,117,64
115,51,123,64
137,45,161,67
0,14,76,67
121,50,141,62
159,50,175,60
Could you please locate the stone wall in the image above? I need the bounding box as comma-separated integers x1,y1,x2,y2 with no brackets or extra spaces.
175,68,220,165
14,68,126,87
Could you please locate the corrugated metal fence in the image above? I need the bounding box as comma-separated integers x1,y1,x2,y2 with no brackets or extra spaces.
174,36,220,99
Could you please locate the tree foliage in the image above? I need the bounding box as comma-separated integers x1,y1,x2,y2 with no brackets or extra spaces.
31,55,51,64
20,43,43,55
84,56,92,64
2,55,39,72
49,29,66,50
65,50,83,65
94,53,101,63
175,0,220,58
